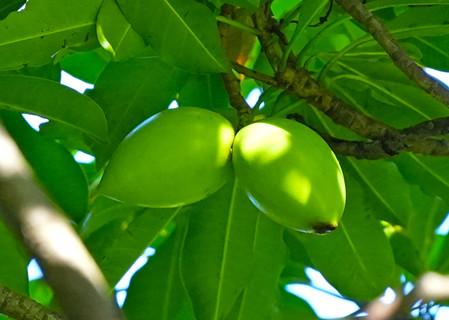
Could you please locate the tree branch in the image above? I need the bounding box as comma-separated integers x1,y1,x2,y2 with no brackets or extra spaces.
287,113,449,158
221,72,252,119
365,272,449,320
252,3,399,140
218,5,253,127
336,0,449,108
232,62,277,86
0,285,64,320
0,124,123,320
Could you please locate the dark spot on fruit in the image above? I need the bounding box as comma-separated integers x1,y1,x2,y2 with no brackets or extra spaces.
312,223,337,234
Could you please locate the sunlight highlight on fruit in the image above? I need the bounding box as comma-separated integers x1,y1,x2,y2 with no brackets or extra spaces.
99,107,235,208
236,122,291,164
233,118,346,233
283,170,312,205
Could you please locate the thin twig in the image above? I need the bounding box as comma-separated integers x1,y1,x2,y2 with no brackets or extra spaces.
336,0,449,108
0,124,123,320
0,285,64,320
216,15,261,35
232,63,277,86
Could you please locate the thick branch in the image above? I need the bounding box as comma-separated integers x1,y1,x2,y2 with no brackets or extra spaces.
287,113,449,158
366,272,449,320
0,124,122,320
0,285,64,320
336,0,449,108
221,72,252,118
218,7,253,127
278,66,397,139
252,3,398,140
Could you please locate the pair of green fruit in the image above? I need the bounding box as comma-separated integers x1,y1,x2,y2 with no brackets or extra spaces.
100,107,346,233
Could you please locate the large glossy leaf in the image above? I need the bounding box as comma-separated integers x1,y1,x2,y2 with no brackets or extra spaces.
59,48,111,84
327,60,449,128
297,1,449,66
96,0,146,61
211,0,260,11
393,153,449,204
399,35,449,72
0,0,102,71
0,74,108,141
319,7,449,81
1,112,88,221
298,176,397,301
0,221,28,294
181,179,287,320
0,0,25,20
406,191,448,258
283,0,329,66
388,230,425,276
225,213,287,320
84,198,181,286
341,158,414,225
177,74,238,128
117,0,228,73
89,49,186,163
123,215,195,320
273,289,316,320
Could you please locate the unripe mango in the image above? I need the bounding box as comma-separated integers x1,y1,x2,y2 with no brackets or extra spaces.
232,118,346,233
100,107,235,207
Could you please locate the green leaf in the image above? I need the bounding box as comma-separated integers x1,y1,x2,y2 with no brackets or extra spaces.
273,289,316,320
181,179,287,320
430,234,449,272
0,0,102,71
0,221,28,294
0,0,25,20
226,215,287,320
327,61,449,128
96,0,146,61
388,230,425,276
406,191,448,258
402,35,449,72
341,158,414,225
117,0,228,73
84,198,180,286
393,153,449,204
283,232,312,267
387,6,449,38
178,74,229,110
29,279,54,306
59,48,111,84
211,0,260,11
89,50,186,163
177,74,238,128
282,0,329,67
123,215,196,320
298,176,396,301
0,74,108,141
2,112,89,221
297,1,449,68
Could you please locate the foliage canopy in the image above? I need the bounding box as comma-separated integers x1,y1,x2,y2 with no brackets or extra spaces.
1,0,449,319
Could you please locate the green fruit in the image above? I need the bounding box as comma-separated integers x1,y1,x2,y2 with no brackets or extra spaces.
100,107,235,207
232,118,346,233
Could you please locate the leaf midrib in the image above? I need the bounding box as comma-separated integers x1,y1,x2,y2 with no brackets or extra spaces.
0,21,94,48
407,153,449,189
340,222,379,290
213,180,239,320
162,208,184,320
162,0,225,70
